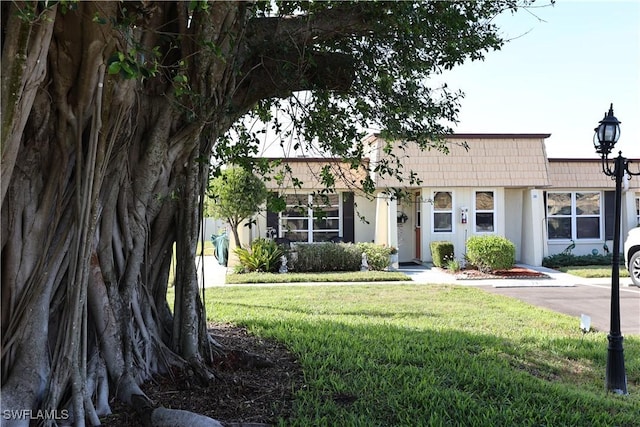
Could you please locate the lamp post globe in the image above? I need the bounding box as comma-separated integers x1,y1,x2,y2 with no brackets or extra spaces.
593,103,621,155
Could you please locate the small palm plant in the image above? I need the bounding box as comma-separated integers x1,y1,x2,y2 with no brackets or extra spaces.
445,256,461,272
235,238,284,273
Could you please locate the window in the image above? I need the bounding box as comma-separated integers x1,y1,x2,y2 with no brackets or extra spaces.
280,193,341,242
433,191,453,232
475,191,495,232
636,196,639,226
547,192,601,240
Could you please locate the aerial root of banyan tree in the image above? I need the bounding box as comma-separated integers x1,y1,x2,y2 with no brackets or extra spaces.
0,1,236,423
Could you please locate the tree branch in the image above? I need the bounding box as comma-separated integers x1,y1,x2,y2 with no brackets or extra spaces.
226,3,382,114
230,51,354,114
245,4,377,48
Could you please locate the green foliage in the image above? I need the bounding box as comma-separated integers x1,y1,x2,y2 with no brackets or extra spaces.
543,253,624,268
430,241,454,267
221,1,524,194
357,242,394,271
445,257,461,272
206,167,268,225
234,238,283,273
292,243,362,272
15,3,38,21
107,50,159,80
466,235,515,272
287,242,393,272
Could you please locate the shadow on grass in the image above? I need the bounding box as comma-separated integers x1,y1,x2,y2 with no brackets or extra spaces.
210,309,639,426
215,301,443,320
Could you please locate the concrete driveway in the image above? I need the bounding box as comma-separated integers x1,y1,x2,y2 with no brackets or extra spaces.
402,264,640,336
483,281,640,336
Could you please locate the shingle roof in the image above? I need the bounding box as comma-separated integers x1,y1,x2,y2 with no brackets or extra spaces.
259,136,640,192
548,158,640,189
369,134,551,188
262,157,369,190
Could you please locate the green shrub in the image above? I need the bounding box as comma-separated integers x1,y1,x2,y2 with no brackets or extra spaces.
542,253,624,268
235,238,284,273
430,241,454,268
445,258,461,272
356,242,393,271
465,235,515,272
277,242,393,272
293,243,361,272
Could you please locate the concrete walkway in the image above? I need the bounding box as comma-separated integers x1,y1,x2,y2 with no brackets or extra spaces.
196,256,640,335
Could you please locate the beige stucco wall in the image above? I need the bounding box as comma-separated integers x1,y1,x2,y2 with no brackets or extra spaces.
520,189,546,265
354,195,376,243
504,188,524,262
395,187,512,264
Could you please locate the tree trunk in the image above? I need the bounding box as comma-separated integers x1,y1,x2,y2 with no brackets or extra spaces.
1,2,248,424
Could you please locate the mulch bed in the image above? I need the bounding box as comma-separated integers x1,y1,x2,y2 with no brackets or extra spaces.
449,266,550,280
104,323,303,426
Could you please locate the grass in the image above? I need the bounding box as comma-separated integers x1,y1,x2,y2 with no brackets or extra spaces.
558,265,631,278
204,284,639,426
197,240,215,256
226,271,411,284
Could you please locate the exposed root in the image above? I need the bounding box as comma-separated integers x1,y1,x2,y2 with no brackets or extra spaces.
186,357,217,387
131,394,224,427
150,408,224,427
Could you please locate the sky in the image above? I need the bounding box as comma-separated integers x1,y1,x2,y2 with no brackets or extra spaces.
257,1,639,160
440,0,639,159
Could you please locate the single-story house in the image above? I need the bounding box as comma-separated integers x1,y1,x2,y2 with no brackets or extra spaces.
237,134,639,267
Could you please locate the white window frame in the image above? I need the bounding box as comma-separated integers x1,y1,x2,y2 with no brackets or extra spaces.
279,193,342,242
546,191,602,241
473,190,496,233
432,190,454,233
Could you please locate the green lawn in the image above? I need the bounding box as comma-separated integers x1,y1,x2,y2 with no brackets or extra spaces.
226,270,411,284
558,265,631,278
205,284,639,426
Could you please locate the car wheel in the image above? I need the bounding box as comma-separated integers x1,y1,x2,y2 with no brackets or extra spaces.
629,251,640,287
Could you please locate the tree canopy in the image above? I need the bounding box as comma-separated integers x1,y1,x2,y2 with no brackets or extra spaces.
1,1,542,425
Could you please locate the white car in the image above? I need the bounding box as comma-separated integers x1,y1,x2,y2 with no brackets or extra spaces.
623,227,640,287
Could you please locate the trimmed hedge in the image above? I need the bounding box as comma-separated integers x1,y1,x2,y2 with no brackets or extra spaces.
293,242,362,272
542,253,624,268
466,235,515,272
288,242,393,272
430,241,454,268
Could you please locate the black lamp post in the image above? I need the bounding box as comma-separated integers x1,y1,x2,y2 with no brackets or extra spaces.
593,103,637,395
